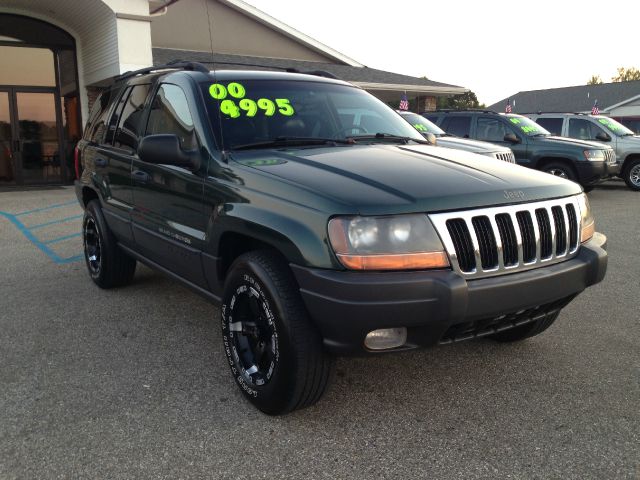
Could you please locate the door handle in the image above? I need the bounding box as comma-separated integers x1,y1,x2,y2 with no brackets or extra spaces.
95,157,107,167
131,170,151,183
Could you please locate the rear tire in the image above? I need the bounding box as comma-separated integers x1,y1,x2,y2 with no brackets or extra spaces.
622,158,640,191
82,200,136,289
490,311,560,342
221,250,333,415
541,162,577,182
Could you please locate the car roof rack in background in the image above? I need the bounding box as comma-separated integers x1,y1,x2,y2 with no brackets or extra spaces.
524,112,592,115
434,109,499,114
116,60,210,81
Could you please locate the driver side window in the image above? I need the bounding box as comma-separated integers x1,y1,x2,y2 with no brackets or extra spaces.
146,84,197,150
477,118,510,142
568,118,605,140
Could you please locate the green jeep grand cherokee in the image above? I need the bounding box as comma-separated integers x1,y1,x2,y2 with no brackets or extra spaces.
75,62,608,414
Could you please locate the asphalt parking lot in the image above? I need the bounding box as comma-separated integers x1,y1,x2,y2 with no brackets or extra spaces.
0,182,638,479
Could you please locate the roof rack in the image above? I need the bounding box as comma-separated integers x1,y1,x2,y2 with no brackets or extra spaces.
115,60,210,81
434,108,499,114
195,60,340,79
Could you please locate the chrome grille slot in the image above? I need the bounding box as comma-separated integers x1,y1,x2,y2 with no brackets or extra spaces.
430,197,582,279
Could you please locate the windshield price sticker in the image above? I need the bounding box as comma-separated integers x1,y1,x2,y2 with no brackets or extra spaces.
413,123,428,132
510,117,539,134
209,82,295,118
597,118,622,132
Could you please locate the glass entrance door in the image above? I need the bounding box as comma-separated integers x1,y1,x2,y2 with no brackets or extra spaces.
16,91,62,184
0,91,15,184
0,89,64,185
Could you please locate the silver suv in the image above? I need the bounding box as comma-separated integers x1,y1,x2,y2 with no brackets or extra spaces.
529,113,640,191
398,111,515,163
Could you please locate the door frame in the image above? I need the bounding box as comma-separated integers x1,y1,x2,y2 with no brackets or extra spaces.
0,86,65,185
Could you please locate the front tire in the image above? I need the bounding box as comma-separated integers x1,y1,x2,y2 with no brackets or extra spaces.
221,250,333,415
82,200,136,289
542,162,577,182
622,158,640,191
490,311,560,342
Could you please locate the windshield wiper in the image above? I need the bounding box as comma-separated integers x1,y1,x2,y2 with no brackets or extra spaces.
347,133,430,144
232,136,354,150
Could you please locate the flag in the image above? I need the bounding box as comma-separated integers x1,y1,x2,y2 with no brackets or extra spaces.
399,93,409,111
505,100,512,113
591,100,600,115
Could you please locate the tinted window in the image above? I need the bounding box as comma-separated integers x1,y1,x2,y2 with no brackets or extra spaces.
568,118,605,140
85,88,117,143
444,116,471,137
536,117,563,135
114,84,150,153
477,117,511,142
146,84,197,150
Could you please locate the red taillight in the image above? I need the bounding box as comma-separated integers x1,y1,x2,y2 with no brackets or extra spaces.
74,146,80,179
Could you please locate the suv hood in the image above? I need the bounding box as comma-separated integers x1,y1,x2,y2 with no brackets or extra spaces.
232,144,580,215
436,136,509,154
542,135,612,150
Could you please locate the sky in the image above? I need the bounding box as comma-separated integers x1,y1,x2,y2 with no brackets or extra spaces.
247,0,638,106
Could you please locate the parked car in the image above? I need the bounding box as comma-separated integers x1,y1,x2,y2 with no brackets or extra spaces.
75,63,608,414
528,113,640,191
397,111,515,163
425,110,618,188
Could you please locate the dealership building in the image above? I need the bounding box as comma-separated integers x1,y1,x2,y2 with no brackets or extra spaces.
0,0,467,186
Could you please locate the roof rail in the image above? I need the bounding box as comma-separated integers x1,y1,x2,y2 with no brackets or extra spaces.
144,59,341,80
115,60,210,81
434,109,499,114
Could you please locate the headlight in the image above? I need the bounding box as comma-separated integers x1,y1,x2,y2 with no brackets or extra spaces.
583,150,605,161
577,193,595,243
328,214,449,270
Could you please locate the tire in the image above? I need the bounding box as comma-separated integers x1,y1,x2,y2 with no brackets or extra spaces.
622,158,640,191
221,250,333,415
82,200,136,289
490,311,560,342
541,162,577,182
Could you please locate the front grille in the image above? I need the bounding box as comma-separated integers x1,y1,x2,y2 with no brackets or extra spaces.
429,197,582,279
438,295,575,344
494,151,516,163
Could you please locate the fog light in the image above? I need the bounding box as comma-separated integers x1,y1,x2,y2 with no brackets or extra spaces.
364,327,407,350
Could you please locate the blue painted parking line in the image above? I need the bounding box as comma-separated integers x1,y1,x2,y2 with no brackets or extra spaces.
0,203,84,264
29,214,83,230
15,200,78,217
43,232,82,245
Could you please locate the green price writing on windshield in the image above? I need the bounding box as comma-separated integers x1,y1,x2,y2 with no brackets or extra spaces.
413,123,428,132
598,118,622,131
509,118,521,125
208,82,295,117
520,125,538,133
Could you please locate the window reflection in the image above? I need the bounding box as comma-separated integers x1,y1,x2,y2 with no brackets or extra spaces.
0,46,56,87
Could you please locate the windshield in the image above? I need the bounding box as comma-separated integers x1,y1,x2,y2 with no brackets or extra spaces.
201,79,425,150
595,116,635,136
398,112,445,136
506,115,550,136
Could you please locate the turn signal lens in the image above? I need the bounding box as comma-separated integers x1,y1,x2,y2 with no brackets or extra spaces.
577,193,595,243
336,251,449,270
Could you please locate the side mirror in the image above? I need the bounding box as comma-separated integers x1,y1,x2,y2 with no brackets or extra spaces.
138,134,200,170
504,133,520,143
595,132,611,142
423,132,437,146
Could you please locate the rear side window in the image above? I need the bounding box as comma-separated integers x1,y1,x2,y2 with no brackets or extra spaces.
443,116,471,137
536,117,563,135
114,84,151,153
85,88,117,143
146,84,197,150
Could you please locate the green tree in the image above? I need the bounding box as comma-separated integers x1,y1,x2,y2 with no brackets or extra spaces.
611,67,640,82
437,91,486,110
587,75,603,85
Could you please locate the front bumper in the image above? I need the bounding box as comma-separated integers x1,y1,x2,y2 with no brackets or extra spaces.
292,233,607,355
576,160,620,185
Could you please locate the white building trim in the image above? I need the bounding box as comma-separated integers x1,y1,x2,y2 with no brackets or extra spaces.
352,82,468,96
218,0,364,67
